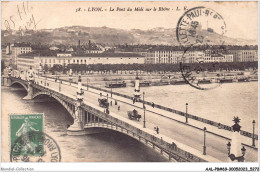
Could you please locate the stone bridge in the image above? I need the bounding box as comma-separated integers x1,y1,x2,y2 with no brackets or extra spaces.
2,75,220,162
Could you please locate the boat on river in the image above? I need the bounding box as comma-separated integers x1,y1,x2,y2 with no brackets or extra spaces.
105,79,126,88
198,79,212,84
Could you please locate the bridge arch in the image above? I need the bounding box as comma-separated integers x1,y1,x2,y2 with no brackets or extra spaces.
84,122,177,162
10,81,28,92
84,123,145,141
32,91,75,118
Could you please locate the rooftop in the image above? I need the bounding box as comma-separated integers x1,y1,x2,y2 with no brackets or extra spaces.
72,52,144,57
18,50,61,57
13,42,31,48
18,50,144,58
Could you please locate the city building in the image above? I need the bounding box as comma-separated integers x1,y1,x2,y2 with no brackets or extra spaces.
229,49,258,62
85,48,103,54
1,46,12,66
14,45,258,72
17,56,35,71
85,40,105,54
6,43,32,67
146,47,204,64
145,51,156,64
208,54,224,63
17,50,145,72
145,47,237,64
115,46,148,57
145,47,183,64
222,54,234,62
66,47,74,52
186,51,204,63
35,53,145,68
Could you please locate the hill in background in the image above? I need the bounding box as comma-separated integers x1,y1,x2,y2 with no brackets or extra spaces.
1,26,257,46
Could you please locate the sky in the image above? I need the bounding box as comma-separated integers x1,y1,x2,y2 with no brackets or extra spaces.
1,1,258,40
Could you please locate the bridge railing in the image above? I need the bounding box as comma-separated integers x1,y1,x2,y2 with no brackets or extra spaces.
32,83,76,104
81,103,207,162
28,78,210,162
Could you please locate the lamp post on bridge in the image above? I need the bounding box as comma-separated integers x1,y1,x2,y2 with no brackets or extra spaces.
8,65,12,77
252,120,256,147
38,63,42,78
87,78,89,91
111,86,112,97
143,92,146,128
69,69,72,85
22,66,35,99
67,76,85,135
58,76,61,92
203,127,207,155
226,116,246,162
227,142,246,162
28,66,34,82
185,103,188,123
77,76,84,103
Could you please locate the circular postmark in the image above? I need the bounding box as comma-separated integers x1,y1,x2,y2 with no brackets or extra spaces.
10,131,61,162
176,6,226,46
180,45,224,90
177,7,227,90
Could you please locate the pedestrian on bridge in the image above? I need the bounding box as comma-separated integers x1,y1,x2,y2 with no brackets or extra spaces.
154,126,159,134
118,106,120,111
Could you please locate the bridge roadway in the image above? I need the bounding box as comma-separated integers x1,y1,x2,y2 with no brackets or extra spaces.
31,76,257,162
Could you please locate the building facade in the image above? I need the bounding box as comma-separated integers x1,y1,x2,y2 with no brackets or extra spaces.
146,49,205,64
146,49,236,64
28,53,144,71
229,49,258,62
17,56,35,71
6,43,32,67
222,54,234,62
146,50,183,64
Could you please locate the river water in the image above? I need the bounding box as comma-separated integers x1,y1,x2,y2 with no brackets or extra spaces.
1,86,167,162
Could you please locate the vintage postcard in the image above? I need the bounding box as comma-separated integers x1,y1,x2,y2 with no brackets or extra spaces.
1,0,259,171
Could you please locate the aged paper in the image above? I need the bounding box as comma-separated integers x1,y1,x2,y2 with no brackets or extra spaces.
1,0,259,171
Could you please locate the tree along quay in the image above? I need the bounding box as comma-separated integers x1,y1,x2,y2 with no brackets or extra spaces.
42,62,258,74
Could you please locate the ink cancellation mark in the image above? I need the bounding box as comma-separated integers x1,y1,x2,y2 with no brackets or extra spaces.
180,45,223,90
176,7,227,90
10,131,61,162
176,6,227,46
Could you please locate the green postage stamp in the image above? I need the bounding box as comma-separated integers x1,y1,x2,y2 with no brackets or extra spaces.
10,114,44,157
9,113,61,162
